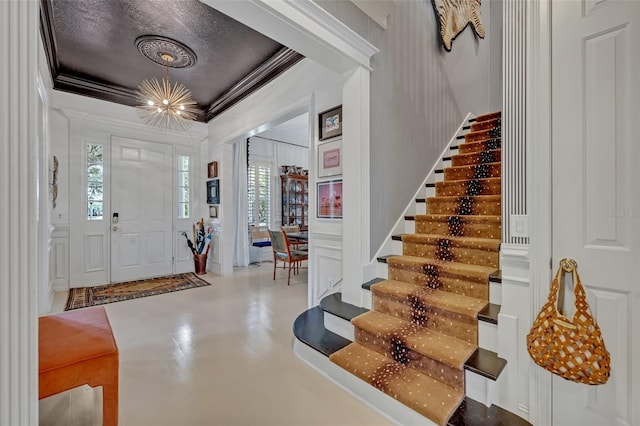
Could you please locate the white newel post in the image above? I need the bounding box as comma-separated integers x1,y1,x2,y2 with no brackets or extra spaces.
0,1,40,424
341,66,371,306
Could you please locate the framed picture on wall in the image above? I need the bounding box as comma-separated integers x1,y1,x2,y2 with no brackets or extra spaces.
209,205,218,218
317,179,343,219
207,179,219,204
318,139,341,177
207,161,218,178
318,105,342,141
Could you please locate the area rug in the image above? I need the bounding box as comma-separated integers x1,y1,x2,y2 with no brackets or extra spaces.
65,273,211,311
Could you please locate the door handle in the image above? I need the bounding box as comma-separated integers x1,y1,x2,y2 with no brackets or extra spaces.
112,226,119,232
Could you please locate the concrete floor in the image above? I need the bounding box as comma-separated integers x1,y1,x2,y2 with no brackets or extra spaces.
39,263,391,426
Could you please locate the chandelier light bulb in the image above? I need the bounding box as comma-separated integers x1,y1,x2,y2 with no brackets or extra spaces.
147,100,154,106
156,107,162,113
176,111,181,115
162,99,169,105
179,105,185,110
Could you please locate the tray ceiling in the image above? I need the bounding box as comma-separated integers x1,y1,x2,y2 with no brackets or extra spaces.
39,0,304,122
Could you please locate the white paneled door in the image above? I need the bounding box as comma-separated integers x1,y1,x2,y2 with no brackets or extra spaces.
111,137,174,282
551,1,639,425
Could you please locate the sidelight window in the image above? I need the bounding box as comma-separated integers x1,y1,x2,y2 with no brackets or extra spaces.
87,144,104,220
178,155,190,218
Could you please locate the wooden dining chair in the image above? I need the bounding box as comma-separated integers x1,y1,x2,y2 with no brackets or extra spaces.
268,229,308,285
281,225,307,251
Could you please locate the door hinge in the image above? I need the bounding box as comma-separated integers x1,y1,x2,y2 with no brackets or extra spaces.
172,256,175,264
550,258,553,269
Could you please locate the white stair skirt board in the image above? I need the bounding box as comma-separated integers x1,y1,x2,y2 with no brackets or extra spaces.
465,369,501,408
324,311,355,342
478,321,498,353
489,281,502,305
293,339,438,426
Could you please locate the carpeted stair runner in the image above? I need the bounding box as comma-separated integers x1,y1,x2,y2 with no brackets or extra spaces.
330,112,502,425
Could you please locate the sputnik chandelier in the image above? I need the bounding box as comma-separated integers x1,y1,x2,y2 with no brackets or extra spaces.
135,36,199,130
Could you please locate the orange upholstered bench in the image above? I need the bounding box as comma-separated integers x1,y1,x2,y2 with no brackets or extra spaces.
39,306,119,426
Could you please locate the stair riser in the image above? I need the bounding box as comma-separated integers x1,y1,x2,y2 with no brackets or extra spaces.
490,281,502,305
404,220,415,234
415,219,501,240
373,296,478,345
324,311,355,342
458,138,501,155
402,242,499,268
475,111,502,122
478,321,498,353
465,129,501,143
471,119,500,132
451,150,501,167
387,268,489,300
387,260,493,285
444,164,501,181
436,179,501,197
354,328,465,392
427,198,501,216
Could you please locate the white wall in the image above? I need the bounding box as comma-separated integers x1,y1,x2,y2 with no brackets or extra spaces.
207,58,343,305
315,0,503,254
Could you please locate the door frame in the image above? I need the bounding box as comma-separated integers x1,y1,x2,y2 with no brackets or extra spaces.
526,0,556,424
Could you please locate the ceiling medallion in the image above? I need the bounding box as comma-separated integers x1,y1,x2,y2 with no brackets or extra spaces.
135,35,197,68
135,36,198,130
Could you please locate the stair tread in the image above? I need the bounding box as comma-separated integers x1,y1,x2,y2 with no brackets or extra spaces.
377,254,397,263
388,255,498,279
371,279,488,319
489,270,502,283
436,177,501,186
449,397,532,426
474,111,501,122
352,311,476,369
401,234,501,251
362,277,386,290
330,342,464,426
452,148,501,159
391,234,404,241
478,303,500,325
319,293,368,321
415,214,501,223
443,162,501,172
464,348,507,381
293,307,350,357
428,194,501,202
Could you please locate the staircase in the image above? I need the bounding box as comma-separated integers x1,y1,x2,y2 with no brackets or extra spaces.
293,113,530,425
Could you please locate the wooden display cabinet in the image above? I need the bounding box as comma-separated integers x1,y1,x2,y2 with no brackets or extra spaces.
280,174,308,231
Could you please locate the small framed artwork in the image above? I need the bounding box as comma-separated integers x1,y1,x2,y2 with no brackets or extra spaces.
207,161,218,178
319,105,342,141
317,179,343,219
206,179,219,204
209,205,218,218
318,139,341,177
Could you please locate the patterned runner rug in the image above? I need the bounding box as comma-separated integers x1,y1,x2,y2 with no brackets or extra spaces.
65,273,211,311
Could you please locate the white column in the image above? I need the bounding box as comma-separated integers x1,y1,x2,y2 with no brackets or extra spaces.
0,0,39,424
341,66,371,306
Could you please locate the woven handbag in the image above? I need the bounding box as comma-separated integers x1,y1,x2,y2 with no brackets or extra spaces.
527,258,610,385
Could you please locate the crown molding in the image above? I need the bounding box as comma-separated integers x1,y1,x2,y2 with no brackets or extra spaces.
206,47,303,121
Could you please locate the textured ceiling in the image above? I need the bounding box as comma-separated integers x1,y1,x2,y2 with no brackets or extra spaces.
40,0,303,122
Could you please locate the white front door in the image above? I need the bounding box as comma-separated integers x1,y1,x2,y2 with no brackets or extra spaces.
551,1,639,425
111,137,174,282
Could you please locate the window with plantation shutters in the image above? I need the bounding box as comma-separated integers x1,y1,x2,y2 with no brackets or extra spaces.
248,163,271,227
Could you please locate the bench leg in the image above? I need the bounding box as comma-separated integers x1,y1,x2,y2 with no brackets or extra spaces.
102,382,119,426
